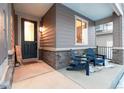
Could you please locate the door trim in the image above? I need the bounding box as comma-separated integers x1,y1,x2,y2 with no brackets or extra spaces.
21,18,38,59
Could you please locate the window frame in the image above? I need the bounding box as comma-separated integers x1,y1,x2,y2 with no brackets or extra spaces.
75,15,88,45
95,21,113,32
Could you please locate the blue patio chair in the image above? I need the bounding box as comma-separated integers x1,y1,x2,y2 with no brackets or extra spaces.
86,48,106,66
66,49,89,76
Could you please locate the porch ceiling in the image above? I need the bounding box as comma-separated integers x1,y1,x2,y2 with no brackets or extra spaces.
63,3,114,21
14,3,53,17
13,3,120,21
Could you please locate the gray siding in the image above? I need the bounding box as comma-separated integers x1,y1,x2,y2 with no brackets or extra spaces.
113,13,122,47
95,16,113,26
56,4,95,48
122,15,124,47
40,5,56,48
0,3,8,81
112,13,124,65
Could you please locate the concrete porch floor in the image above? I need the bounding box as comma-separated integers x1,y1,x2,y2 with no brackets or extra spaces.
12,61,82,89
59,63,124,89
12,61,124,89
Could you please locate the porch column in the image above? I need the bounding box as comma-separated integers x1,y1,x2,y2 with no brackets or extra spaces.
112,13,124,65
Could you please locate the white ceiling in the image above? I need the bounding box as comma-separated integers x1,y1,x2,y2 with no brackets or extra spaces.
63,3,114,21
14,3,53,17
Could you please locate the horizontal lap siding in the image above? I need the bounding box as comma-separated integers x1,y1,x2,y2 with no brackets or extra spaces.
88,21,96,47
56,4,95,48
40,5,56,48
56,4,75,48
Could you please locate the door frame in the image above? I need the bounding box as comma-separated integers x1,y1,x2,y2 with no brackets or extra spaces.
21,18,38,61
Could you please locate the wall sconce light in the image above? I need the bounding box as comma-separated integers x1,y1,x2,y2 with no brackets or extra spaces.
40,27,42,32
40,27,45,32
40,19,45,32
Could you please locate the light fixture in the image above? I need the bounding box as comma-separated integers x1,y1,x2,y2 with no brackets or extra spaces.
40,26,45,32
40,27,42,32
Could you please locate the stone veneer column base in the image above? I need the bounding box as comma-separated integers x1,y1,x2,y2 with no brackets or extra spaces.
112,49,124,65
39,49,70,69
39,49,87,69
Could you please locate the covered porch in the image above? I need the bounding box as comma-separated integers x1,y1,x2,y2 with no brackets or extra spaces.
11,3,124,88
1,3,124,89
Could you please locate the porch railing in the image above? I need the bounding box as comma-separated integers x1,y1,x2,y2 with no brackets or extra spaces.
96,46,113,60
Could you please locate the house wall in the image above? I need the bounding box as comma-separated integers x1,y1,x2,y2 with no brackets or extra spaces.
39,5,56,67
56,4,95,49
40,4,96,69
0,3,15,88
40,5,56,48
112,13,124,65
0,3,9,86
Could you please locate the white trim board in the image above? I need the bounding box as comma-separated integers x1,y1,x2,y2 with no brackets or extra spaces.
39,46,124,51
39,47,96,51
112,3,123,16
113,47,124,49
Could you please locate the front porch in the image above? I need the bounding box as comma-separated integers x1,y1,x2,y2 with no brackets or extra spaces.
12,60,124,89
1,3,124,89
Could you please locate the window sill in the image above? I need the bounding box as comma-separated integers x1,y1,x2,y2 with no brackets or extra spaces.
75,43,88,46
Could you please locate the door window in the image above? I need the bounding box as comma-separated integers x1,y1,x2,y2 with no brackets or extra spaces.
24,21,34,41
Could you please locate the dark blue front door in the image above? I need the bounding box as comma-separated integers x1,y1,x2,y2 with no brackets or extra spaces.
21,18,37,59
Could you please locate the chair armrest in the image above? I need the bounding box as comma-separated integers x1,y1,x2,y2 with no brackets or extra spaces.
81,59,88,62
74,56,88,62
75,55,87,58
96,54,106,59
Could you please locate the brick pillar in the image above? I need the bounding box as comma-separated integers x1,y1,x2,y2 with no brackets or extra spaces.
112,13,124,65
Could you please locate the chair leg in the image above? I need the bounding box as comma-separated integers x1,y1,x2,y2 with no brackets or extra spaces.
93,61,96,66
85,62,89,76
103,61,105,66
